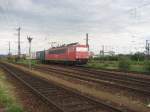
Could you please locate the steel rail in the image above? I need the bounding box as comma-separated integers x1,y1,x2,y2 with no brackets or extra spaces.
0,62,127,112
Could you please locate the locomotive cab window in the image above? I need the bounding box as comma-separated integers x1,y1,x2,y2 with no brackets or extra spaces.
76,47,88,52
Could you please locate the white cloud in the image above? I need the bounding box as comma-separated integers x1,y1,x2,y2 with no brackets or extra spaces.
0,0,149,54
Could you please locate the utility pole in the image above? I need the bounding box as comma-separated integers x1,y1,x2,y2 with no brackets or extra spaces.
17,27,21,58
100,45,105,56
148,43,150,58
146,40,150,59
8,41,10,55
86,33,89,51
27,36,33,70
102,45,104,56
8,41,11,60
146,40,148,54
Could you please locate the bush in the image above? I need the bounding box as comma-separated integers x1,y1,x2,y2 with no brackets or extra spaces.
131,52,145,61
92,55,119,61
7,104,23,112
144,60,150,73
118,57,131,71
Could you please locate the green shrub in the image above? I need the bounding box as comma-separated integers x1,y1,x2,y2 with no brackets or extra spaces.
93,56,119,61
144,60,150,73
118,57,131,71
130,52,145,61
7,104,23,112
103,63,109,67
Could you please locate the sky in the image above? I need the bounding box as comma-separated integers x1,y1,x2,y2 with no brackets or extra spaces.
0,0,150,55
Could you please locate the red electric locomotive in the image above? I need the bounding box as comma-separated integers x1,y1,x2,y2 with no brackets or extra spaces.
44,43,89,64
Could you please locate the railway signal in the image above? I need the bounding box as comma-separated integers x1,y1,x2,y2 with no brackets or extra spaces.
27,36,33,70
8,41,11,55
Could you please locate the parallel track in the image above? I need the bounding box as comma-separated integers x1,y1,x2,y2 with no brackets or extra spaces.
75,65,150,83
33,65,150,96
0,62,127,112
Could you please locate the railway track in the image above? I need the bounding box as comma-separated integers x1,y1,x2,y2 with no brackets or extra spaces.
74,65,150,83
49,64,150,84
0,62,128,112
33,65,150,96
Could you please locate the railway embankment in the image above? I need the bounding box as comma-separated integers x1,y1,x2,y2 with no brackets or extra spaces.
1,61,150,112
0,63,57,112
0,62,127,112
0,68,24,112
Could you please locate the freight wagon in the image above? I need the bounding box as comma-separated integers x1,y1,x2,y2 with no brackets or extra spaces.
36,51,45,61
36,43,89,65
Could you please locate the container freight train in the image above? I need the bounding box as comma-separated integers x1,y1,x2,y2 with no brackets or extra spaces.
36,43,89,65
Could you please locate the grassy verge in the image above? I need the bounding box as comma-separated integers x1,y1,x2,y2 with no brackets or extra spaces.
5,57,149,74
15,59,39,66
0,69,24,112
86,60,148,74
85,61,118,70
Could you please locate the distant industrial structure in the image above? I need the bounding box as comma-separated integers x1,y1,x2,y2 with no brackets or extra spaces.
100,45,115,56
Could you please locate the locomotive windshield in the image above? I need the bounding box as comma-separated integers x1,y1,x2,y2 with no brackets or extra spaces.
76,47,88,52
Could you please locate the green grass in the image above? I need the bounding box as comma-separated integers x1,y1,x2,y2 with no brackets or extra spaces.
0,70,24,112
5,57,150,74
86,60,149,74
86,61,118,70
130,64,145,73
16,59,39,66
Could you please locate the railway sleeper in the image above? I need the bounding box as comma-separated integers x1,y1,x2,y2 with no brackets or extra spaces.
65,105,100,112
63,103,95,108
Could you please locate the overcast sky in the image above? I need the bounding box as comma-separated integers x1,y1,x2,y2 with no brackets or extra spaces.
0,0,150,55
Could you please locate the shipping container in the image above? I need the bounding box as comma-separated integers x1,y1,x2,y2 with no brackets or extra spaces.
36,51,45,61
